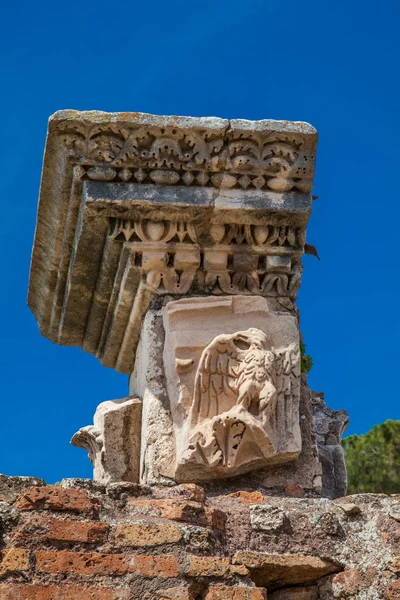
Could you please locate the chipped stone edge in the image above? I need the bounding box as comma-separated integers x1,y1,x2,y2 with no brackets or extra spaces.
48,109,318,136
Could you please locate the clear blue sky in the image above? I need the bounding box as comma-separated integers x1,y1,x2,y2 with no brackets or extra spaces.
1,0,399,483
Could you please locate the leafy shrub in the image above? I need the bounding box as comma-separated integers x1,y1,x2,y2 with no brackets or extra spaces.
300,342,313,373
342,420,400,494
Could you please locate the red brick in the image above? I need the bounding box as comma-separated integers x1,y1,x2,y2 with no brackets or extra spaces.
129,498,202,521
59,587,131,600
185,555,231,577
133,555,180,577
284,485,305,498
205,586,267,600
331,567,378,595
16,486,98,513
232,551,339,587
154,587,195,600
14,516,108,543
387,581,400,600
36,550,179,577
221,491,264,504
129,498,225,530
112,522,182,546
0,584,56,600
0,548,30,576
0,584,130,599
230,564,250,576
174,483,205,502
206,507,227,531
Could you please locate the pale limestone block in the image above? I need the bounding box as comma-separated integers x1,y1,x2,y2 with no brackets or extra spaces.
250,504,286,532
71,396,141,484
129,308,176,485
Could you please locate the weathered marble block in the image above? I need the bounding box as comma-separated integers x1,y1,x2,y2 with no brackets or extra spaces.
162,296,301,482
71,396,142,484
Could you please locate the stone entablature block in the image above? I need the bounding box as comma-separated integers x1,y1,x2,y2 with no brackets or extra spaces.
28,111,317,375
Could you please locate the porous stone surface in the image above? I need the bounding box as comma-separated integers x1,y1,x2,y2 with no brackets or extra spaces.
311,392,348,499
269,588,318,600
0,476,398,599
250,505,286,532
0,475,45,503
71,396,142,484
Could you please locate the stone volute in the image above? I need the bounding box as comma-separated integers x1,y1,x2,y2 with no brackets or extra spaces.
28,110,346,494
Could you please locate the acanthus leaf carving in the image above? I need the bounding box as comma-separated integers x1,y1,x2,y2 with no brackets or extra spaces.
70,425,103,466
146,268,196,295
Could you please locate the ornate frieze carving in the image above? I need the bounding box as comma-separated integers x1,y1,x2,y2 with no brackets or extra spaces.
107,216,303,299
110,219,198,244
182,328,298,473
162,296,301,482
56,111,317,194
110,218,304,248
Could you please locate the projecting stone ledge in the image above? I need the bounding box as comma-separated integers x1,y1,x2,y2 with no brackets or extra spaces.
28,110,317,374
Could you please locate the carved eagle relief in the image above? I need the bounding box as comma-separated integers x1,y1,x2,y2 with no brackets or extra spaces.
181,327,299,473
189,327,297,430
178,326,300,476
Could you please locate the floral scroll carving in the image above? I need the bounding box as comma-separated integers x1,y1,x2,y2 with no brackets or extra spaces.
56,117,316,193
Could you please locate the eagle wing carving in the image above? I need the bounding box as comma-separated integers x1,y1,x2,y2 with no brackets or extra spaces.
189,328,281,429
189,332,244,428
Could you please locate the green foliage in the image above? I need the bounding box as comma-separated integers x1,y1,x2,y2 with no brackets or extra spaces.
300,342,313,373
342,420,400,494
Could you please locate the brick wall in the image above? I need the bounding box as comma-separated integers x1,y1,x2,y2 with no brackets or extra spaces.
0,477,398,599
